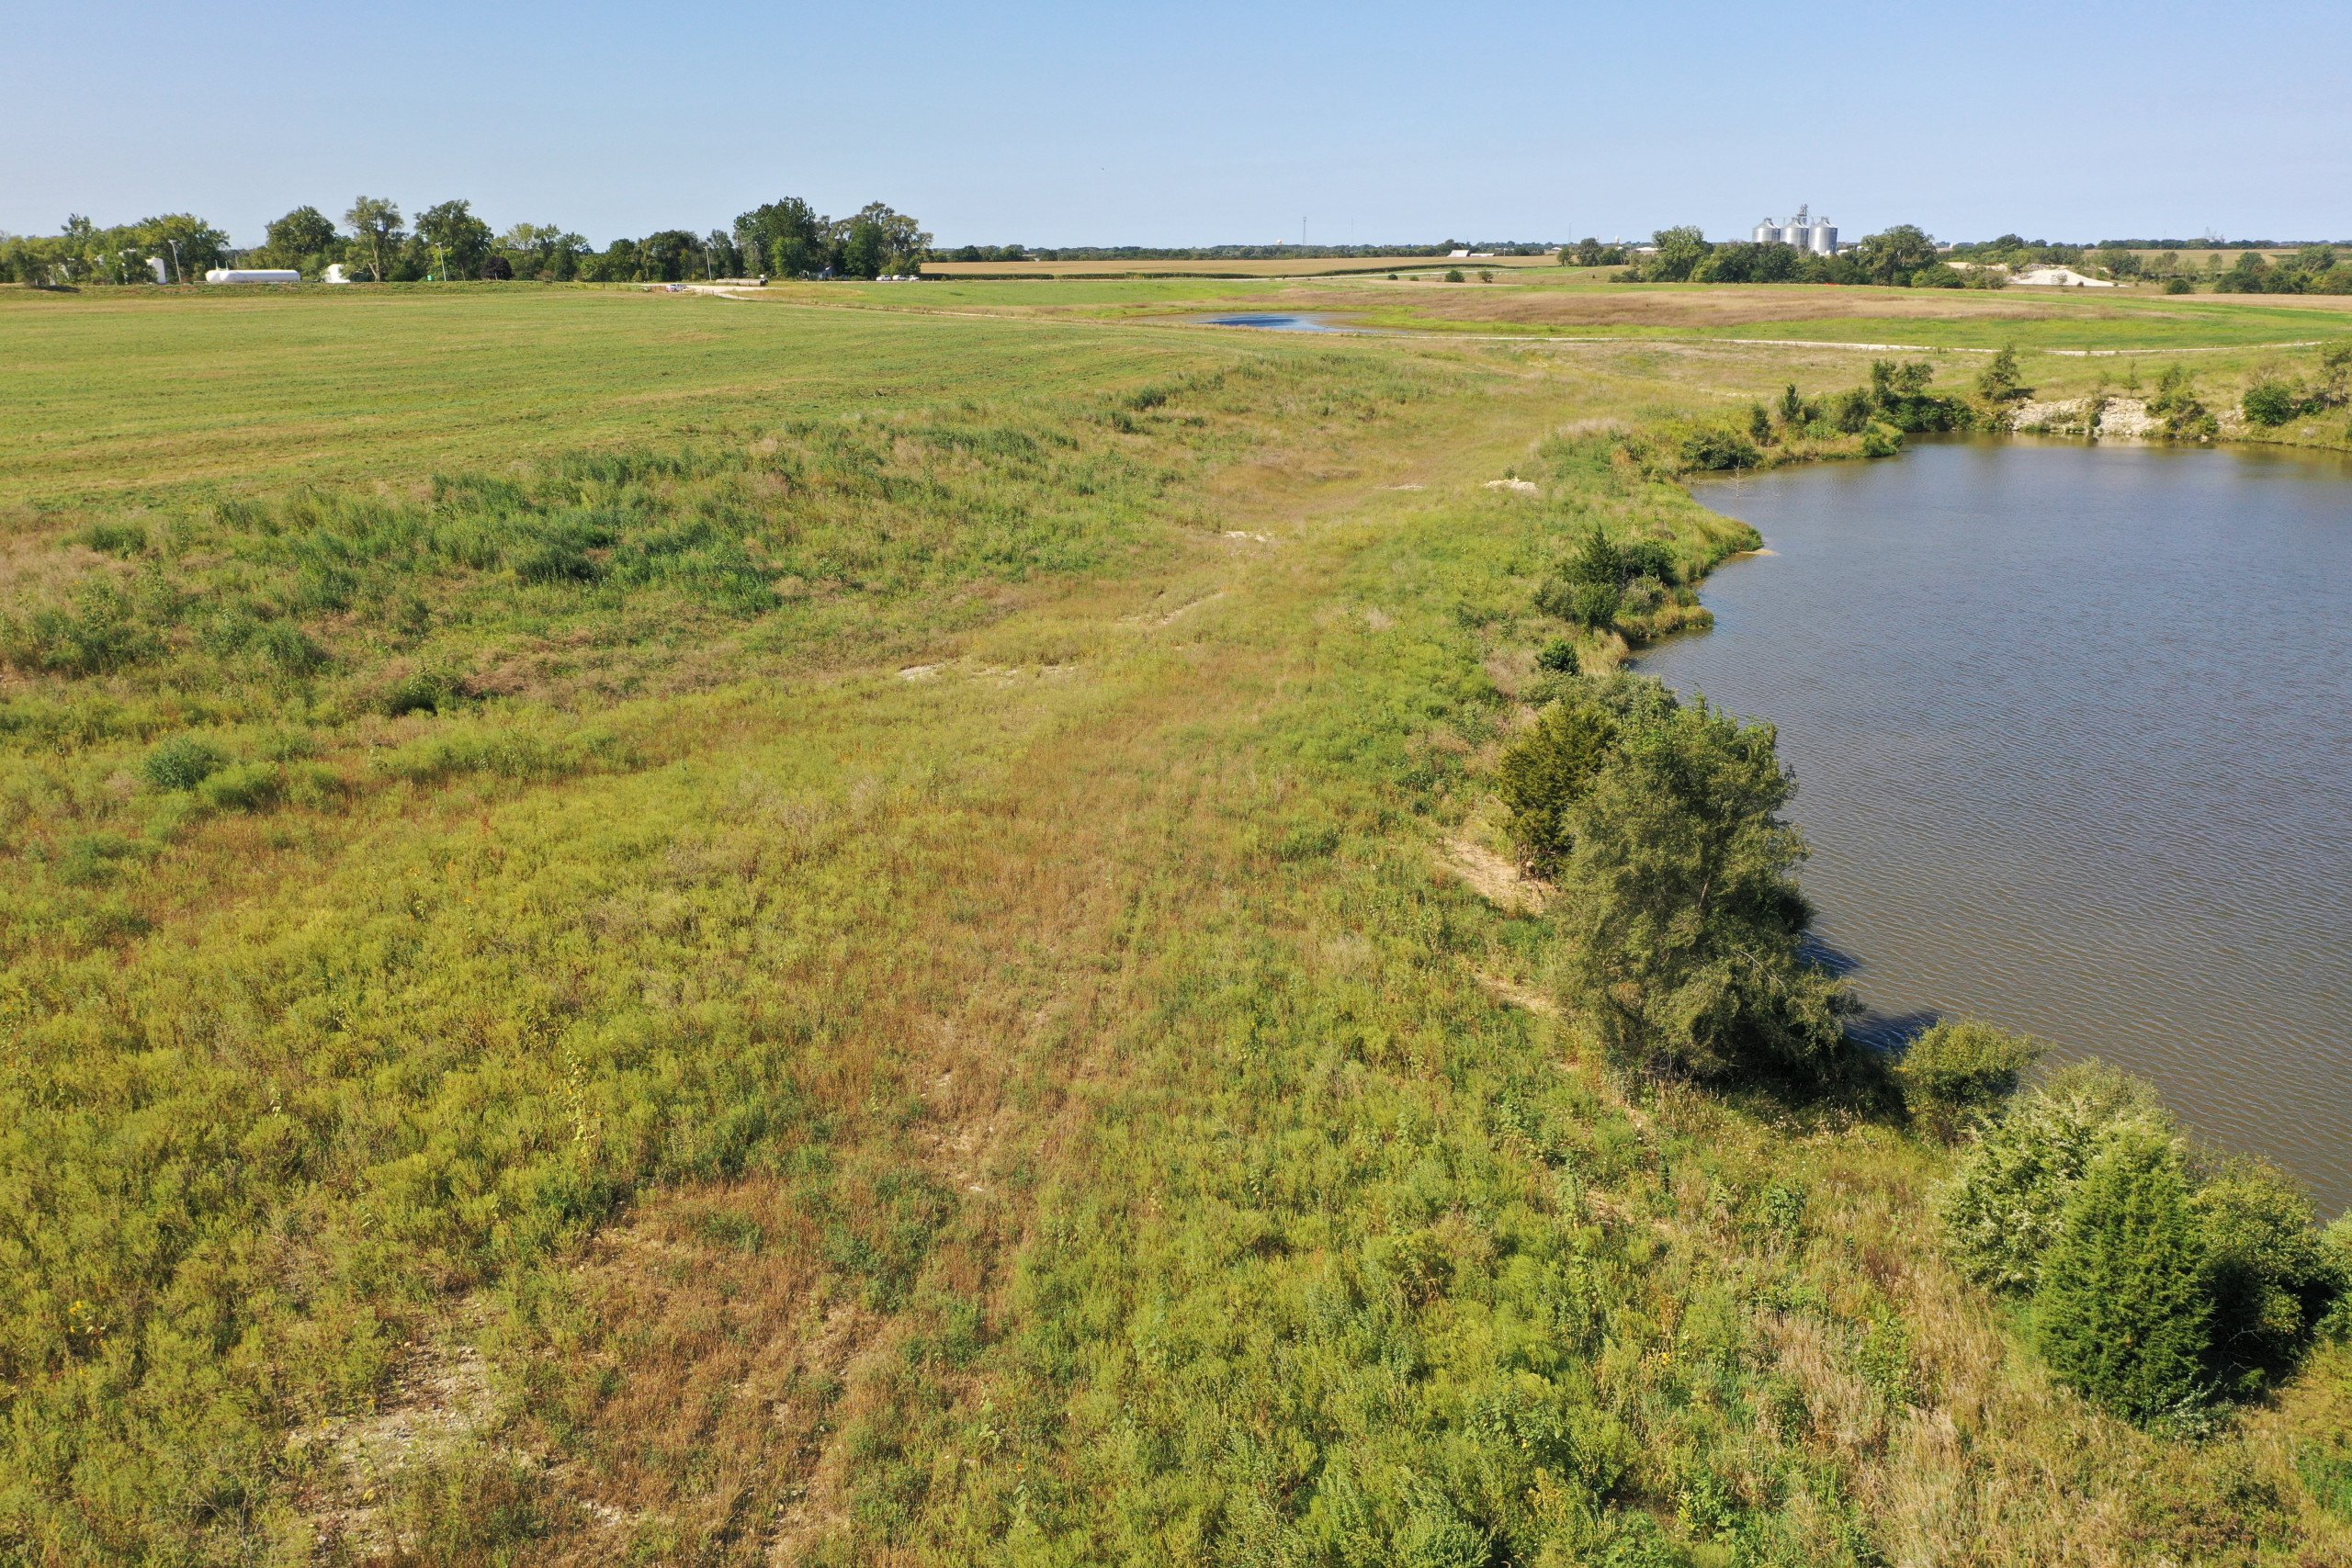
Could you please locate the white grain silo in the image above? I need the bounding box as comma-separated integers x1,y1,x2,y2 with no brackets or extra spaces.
1808,219,1838,255
1754,218,1783,245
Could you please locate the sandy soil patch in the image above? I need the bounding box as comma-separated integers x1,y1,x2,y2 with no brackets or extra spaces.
296,1326,503,1555
1443,833,1547,915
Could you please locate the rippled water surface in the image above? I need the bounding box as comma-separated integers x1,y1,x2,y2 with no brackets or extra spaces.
1644,439,2352,1210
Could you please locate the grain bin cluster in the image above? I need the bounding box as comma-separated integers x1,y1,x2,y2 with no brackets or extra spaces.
1751,204,1839,255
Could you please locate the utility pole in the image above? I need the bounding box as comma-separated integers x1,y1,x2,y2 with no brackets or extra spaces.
166,238,183,284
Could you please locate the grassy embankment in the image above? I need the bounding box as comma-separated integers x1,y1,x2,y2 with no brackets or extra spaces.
1,284,2346,1565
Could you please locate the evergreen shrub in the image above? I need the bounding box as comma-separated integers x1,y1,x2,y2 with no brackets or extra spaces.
2032,1126,2212,1424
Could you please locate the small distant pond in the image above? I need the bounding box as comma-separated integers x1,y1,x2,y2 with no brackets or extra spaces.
1194,312,1351,333
1646,438,2352,1212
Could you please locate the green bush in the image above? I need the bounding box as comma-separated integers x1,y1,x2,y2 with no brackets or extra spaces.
2324,1217,2352,1342
2032,1125,2212,1425
1679,427,1761,471
74,521,149,558
2241,378,2306,427
140,736,227,792
1896,1019,2044,1135
248,619,330,675
2193,1163,2344,1395
1546,579,1622,630
1534,526,1690,633
1535,638,1581,675
1496,686,1628,875
195,760,282,813
2150,365,2215,438
1868,359,1973,432
381,665,467,716
1938,1062,2172,1293
1942,1062,2344,1421
1,581,166,676
1976,345,2031,405
1860,423,1904,458
2163,276,2194,295
283,761,347,807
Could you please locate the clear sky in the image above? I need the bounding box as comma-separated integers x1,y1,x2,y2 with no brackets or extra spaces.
9,0,2348,250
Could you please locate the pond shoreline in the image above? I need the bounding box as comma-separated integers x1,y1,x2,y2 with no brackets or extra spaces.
1648,435,2352,1213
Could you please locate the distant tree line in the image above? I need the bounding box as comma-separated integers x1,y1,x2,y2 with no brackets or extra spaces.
2212,245,2352,295
1557,238,1632,266
1596,227,2352,292
933,242,1556,263
0,214,231,286
1613,224,1981,288
1,195,931,285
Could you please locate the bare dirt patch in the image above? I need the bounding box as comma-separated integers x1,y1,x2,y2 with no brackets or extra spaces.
1443,832,1547,915
297,1323,503,1556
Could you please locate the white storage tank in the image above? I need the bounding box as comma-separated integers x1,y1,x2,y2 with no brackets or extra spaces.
1753,220,1783,245
203,268,301,285
1809,221,1838,255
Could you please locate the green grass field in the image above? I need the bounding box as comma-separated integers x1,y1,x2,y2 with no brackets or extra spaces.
1,282,2346,1564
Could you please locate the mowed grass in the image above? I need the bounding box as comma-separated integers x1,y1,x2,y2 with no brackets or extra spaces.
0,287,2346,1564
0,287,1250,504
778,268,2352,355
921,254,1563,279
1313,277,2352,350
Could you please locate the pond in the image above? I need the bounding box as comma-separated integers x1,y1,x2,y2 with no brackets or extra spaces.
1194,312,1351,333
1645,438,2352,1212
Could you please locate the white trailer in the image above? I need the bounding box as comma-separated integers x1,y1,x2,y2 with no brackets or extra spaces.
203,268,301,285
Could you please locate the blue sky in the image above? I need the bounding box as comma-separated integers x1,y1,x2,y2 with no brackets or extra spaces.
9,0,2348,249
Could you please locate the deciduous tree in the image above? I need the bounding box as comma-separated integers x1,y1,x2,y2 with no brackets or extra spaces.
734,197,827,278
414,199,492,281
1550,690,1851,1079
1855,224,1939,286
344,196,402,282
261,207,338,274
